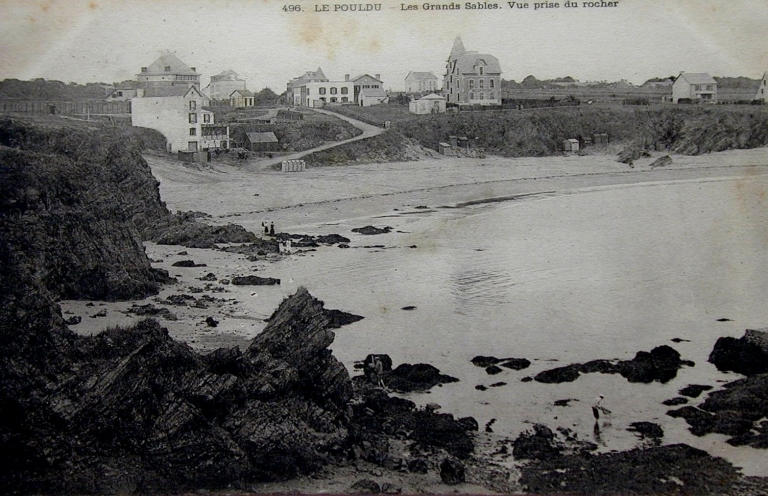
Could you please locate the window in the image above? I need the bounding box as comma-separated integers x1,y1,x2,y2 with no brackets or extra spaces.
341,87,348,94
490,79,495,88
330,97,337,102
203,114,210,123
189,100,196,111
469,80,474,89
319,87,326,95
330,87,338,94
164,65,171,72
479,80,484,89
342,97,348,102
189,113,197,124
189,128,196,136
141,67,147,73
480,67,484,75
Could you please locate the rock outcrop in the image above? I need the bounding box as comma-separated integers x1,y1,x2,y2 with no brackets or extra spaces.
709,328,768,376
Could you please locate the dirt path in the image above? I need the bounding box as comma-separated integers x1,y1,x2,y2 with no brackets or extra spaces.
242,107,384,171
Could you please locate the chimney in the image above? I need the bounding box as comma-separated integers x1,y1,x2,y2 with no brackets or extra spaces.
375,73,381,81
345,74,350,81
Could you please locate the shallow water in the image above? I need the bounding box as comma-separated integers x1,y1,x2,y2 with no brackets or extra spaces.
245,173,768,475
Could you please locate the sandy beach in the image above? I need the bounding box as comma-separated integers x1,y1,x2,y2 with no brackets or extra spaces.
61,147,768,490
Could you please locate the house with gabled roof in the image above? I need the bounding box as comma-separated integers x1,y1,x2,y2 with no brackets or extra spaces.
404,71,439,94
137,52,200,89
755,72,767,102
348,73,387,106
443,37,501,106
286,67,329,106
131,85,229,153
230,89,255,108
672,72,717,103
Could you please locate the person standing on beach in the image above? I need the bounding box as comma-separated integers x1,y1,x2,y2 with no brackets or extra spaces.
263,221,269,235
269,222,275,236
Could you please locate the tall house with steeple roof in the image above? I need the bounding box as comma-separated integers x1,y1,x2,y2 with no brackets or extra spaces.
137,52,200,89
443,37,502,106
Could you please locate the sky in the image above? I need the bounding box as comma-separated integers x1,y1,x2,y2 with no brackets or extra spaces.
0,0,766,92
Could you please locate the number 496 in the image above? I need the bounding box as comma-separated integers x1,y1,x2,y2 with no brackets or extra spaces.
283,4,302,11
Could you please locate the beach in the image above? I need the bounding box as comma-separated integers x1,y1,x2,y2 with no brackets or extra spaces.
61,147,768,486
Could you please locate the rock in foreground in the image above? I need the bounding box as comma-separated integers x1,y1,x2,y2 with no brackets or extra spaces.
709,328,768,376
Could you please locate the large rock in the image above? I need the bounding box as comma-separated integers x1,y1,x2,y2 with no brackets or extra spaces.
439,457,465,485
709,329,768,376
0,288,355,493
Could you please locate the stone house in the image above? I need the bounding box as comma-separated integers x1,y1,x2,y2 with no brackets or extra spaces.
443,37,502,106
230,89,255,108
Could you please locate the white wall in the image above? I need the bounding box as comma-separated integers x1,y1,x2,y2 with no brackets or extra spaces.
131,92,213,152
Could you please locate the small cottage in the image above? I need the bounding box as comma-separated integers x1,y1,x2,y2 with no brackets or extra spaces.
244,131,279,152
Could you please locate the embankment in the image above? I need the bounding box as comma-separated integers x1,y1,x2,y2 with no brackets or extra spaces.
311,106,768,166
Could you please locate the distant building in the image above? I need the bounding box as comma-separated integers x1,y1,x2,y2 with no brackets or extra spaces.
106,81,139,101
230,89,255,108
755,72,767,102
131,85,229,153
136,52,200,89
205,70,246,101
672,72,717,103
244,131,279,152
349,73,387,106
443,37,501,106
404,71,439,94
287,67,329,106
409,93,446,114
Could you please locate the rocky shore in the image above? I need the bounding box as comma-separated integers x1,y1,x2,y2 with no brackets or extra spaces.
3,116,768,494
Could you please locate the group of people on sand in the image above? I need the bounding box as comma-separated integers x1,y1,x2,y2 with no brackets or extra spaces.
261,221,275,236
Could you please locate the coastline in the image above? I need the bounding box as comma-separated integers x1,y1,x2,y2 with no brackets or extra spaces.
59,147,768,491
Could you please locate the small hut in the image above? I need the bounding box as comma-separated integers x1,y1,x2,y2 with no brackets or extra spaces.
244,132,279,152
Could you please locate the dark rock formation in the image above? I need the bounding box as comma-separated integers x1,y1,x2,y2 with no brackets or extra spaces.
323,309,364,329
350,479,381,493
616,145,650,164
352,225,392,235
513,424,562,460
171,259,206,267
205,316,218,327
400,305,416,311
520,444,740,495
649,155,672,168
709,329,768,376
125,303,177,321
0,288,361,493
384,363,459,393
439,457,465,485
501,358,531,370
471,355,501,367
231,275,281,286
0,118,172,301
316,234,351,245
627,422,664,444
679,384,713,398
668,373,768,448
152,212,257,249
64,315,82,325
220,239,280,256
535,346,691,384
662,397,689,406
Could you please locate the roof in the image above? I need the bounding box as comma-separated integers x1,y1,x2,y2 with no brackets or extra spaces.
677,72,716,85
141,86,202,98
289,67,328,86
360,88,387,97
419,93,446,100
449,37,466,61
405,71,438,81
142,53,198,76
230,89,254,97
352,74,382,83
454,52,501,75
246,132,278,143
212,69,242,81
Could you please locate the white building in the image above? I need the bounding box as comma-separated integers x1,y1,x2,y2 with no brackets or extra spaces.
444,37,502,106
409,93,446,114
204,70,247,101
294,80,355,107
350,74,387,106
404,71,439,94
672,72,717,103
131,86,229,153
755,72,767,102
